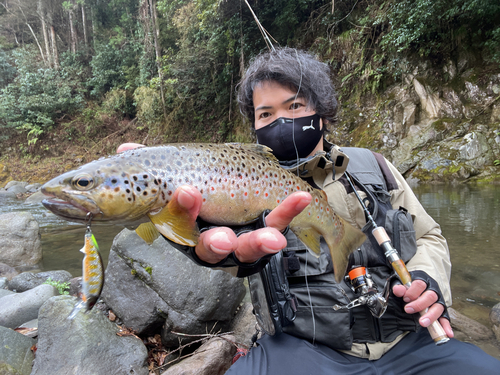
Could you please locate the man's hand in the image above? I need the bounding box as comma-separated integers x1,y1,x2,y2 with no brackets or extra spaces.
393,281,454,338
117,143,311,265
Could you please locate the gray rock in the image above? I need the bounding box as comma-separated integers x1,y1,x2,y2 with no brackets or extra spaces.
8,270,72,293
4,181,28,190
25,183,42,193
7,185,27,195
102,229,246,347
101,250,169,334
0,277,8,289
0,262,18,280
490,303,500,326
449,307,495,341
0,288,15,298
0,284,59,329
229,302,258,349
0,326,36,375
0,212,42,267
24,191,47,204
0,190,16,199
161,335,237,375
30,295,149,375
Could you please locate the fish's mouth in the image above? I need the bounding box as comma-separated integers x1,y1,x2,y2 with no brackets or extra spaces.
42,194,102,222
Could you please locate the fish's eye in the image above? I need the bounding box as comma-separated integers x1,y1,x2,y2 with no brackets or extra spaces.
73,174,94,190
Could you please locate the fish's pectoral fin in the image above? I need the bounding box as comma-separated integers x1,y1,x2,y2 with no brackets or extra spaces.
324,219,366,283
135,222,160,245
292,227,322,257
148,200,200,247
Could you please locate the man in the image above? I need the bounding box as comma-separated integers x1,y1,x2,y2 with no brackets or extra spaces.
119,48,499,373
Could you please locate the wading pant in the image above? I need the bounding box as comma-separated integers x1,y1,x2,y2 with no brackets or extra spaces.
226,329,500,375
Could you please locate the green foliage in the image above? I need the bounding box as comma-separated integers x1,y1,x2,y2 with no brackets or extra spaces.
133,86,163,131
0,47,85,140
43,278,71,295
382,0,500,62
0,50,16,89
88,41,142,97
102,88,135,117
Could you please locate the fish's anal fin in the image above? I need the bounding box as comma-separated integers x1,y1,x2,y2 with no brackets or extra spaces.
324,219,366,283
147,199,200,247
135,222,160,245
292,227,322,257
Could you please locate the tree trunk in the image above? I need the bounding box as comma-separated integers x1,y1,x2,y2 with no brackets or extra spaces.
68,1,77,53
50,24,59,68
81,3,88,48
38,0,52,66
148,0,167,121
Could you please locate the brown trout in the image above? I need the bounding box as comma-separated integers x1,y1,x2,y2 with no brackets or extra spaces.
42,143,365,281
68,226,104,319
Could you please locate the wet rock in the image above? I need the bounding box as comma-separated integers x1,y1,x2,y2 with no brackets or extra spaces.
449,307,495,341
0,190,16,200
4,181,28,190
24,191,47,204
8,270,72,293
25,183,42,193
31,295,149,375
0,288,15,299
413,78,442,119
229,302,258,349
7,185,27,195
0,326,36,375
0,284,59,329
101,250,169,334
490,303,500,342
161,335,237,375
0,277,8,289
101,229,246,347
0,262,19,280
490,303,500,326
0,212,42,268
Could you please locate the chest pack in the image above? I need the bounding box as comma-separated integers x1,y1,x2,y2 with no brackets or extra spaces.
248,147,420,350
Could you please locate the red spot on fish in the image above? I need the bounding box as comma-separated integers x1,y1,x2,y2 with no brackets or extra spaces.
296,186,300,190
167,191,172,196
255,190,259,195
277,199,280,203
231,193,235,198
315,198,319,203
211,187,215,191
265,193,269,197
203,198,206,203
244,192,248,197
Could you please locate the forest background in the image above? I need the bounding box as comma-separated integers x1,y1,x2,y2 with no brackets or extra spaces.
1,0,500,183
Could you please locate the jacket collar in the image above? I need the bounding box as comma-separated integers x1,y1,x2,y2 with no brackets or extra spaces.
279,139,349,181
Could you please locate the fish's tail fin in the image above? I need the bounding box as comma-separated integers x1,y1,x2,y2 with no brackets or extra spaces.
323,219,366,283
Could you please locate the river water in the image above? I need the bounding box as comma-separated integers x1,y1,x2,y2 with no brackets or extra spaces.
1,184,499,355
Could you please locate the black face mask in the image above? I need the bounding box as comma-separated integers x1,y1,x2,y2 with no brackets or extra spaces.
255,114,324,161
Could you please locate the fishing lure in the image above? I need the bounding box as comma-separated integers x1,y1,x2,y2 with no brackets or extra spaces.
68,213,104,319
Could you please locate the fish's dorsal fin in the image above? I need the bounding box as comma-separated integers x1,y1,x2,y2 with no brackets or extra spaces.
135,222,161,245
147,199,200,247
229,143,279,164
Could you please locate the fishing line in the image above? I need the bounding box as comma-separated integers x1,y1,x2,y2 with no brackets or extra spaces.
292,49,317,345
243,0,277,52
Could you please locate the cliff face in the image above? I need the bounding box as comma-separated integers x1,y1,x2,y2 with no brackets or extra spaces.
334,60,500,184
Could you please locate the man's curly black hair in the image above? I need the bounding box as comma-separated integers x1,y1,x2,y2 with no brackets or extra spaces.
237,47,338,129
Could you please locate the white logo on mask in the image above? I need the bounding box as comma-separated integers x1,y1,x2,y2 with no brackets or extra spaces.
302,120,315,131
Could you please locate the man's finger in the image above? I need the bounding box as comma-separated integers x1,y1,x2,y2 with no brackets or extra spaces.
265,191,312,231
117,143,145,153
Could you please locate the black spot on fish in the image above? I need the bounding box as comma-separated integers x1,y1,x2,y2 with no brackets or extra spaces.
154,179,159,185
111,179,117,184
143,191,148,196
136,187,141,192
126,189,130,193
133,176,138,181
128,198,132,202
143,174,148,179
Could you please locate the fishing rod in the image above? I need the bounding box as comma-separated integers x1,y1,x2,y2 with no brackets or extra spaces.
344,172,450,345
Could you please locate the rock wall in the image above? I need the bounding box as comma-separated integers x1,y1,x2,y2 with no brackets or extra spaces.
336,61,500,184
